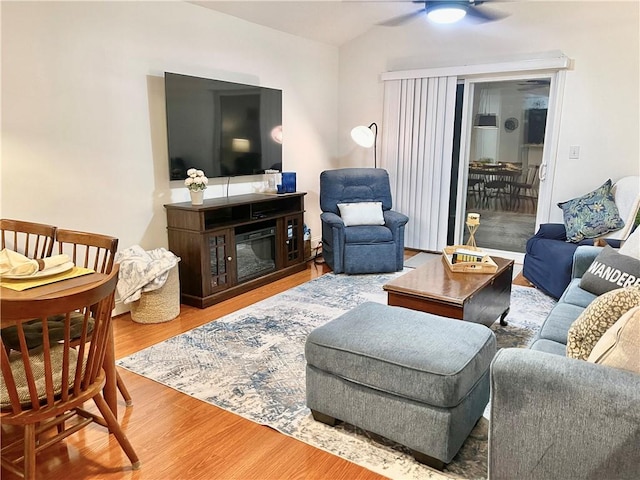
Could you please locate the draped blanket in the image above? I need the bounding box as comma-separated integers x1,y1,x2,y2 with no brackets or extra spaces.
115,246,180,304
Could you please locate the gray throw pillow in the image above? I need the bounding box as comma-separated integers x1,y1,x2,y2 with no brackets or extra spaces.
580,245,640,295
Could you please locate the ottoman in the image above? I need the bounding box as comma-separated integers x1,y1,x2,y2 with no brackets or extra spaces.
305,302,496,469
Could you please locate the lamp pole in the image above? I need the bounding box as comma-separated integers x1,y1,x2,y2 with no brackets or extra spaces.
368,122,378,168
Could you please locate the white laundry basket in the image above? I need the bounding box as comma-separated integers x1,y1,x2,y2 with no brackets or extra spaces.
130,265,180,324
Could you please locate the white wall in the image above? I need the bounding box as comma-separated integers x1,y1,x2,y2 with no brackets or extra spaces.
3,1,638,253
338,1,640,222
1,1,338,250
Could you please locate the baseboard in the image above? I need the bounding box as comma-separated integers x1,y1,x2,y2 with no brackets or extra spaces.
113,298,130,316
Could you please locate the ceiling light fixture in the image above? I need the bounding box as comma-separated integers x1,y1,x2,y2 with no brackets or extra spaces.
426,4,467,24
474,114,498,129
473,86,498,129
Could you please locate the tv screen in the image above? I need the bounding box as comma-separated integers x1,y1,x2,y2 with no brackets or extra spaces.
165,72,282,180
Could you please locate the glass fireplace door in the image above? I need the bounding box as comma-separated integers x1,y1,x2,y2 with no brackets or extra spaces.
208,229,234,294
235,226,276,283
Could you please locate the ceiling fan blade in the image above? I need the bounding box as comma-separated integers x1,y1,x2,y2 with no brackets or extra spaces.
377,9,425,27
465,5,509,23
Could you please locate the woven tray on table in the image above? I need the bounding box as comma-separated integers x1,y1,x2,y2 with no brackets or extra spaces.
130,265,180,324
441,245,498,274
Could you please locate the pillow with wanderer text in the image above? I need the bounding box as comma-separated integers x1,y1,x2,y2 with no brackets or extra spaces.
579,245,640,296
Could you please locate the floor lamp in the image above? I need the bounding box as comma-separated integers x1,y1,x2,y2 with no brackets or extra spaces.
351,122,378,168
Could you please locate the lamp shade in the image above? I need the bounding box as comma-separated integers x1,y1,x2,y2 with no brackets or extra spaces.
231,138,251,152
270,125,283,144
351,125,376,148
474,114,498,128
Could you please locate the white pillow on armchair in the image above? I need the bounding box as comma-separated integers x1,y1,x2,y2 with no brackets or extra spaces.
337,202,385,227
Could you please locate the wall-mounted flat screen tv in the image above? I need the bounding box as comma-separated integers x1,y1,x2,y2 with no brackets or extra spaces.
165,72,282,180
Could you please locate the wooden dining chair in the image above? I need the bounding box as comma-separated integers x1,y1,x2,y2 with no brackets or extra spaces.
0,219,57,259
55,229,133,406
466,175,484,208
55,229,118,275
0,267,141,479
511,164,540,212
482,173,511,210
0,219,58,364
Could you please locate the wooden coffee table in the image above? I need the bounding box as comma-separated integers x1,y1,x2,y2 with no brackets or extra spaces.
383,255,514,327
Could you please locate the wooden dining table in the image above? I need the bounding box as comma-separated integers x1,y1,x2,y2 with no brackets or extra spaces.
0,271,120,418
469,162,522,178
468,162,523,209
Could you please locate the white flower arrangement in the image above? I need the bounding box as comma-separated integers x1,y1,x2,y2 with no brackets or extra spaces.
184,168,209,192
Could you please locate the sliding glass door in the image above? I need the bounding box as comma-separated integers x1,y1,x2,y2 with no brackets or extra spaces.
381,54,569,255
453,74,558,256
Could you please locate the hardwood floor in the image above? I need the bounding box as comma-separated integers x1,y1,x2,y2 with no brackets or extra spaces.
1,253,531,479
2,260,386,480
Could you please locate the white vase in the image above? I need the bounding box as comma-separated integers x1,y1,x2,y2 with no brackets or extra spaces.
190,190,204,205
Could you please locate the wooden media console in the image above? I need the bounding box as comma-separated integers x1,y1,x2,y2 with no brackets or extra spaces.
165,192,306,308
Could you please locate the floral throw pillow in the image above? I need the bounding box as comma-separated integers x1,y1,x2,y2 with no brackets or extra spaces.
558,179,625,243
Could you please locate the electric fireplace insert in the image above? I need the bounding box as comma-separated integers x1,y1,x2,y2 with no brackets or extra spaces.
235,226,276,283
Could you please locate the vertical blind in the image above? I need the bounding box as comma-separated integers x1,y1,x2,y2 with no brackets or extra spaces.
382,76,458,251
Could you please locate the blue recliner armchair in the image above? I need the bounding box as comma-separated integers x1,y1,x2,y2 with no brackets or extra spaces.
522,224,622,299
320,168,409,274
523,175,639,299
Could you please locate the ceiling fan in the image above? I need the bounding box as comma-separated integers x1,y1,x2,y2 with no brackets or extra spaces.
517,79,551,92
379,1,509,26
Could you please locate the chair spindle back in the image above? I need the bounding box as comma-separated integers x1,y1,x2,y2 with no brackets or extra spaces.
0,219,57,259
55,229,118,274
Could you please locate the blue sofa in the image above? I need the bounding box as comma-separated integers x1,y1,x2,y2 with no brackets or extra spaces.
524,176,639,299
320,168,408,274
523,223,621,299
489,246,640,479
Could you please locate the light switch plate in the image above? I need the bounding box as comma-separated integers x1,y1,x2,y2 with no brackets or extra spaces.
569,145,580,159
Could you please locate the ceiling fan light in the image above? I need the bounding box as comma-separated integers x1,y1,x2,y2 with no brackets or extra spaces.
427,6,467,24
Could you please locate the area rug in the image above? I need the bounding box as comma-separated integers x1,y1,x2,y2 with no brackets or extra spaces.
117,272,556,480
404,251,440,268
